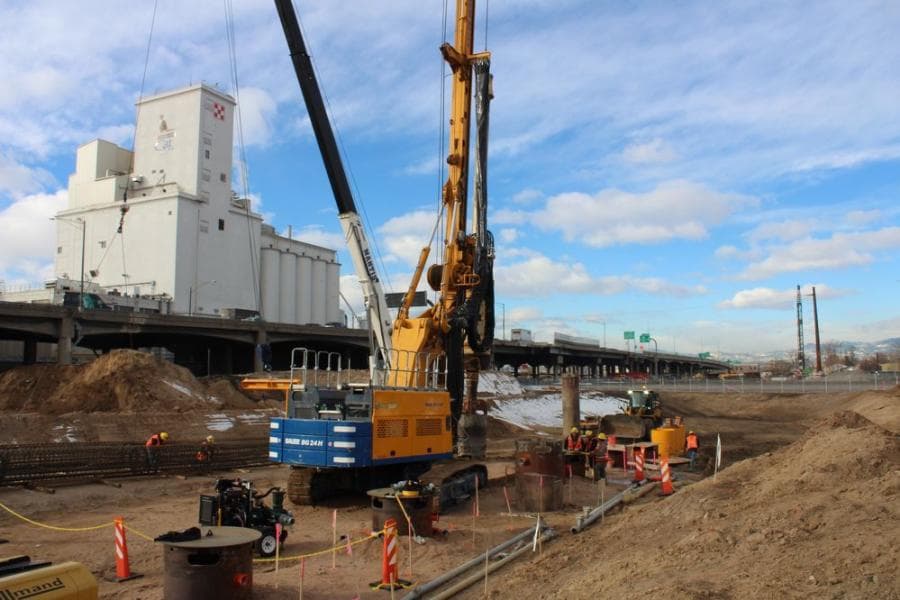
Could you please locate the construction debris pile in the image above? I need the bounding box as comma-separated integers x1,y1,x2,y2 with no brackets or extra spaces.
472,407,899,600
0,350,258,414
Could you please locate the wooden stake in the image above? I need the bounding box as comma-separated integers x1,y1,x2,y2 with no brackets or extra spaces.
298,557,305,600
274,523,281,589
332,509,337,569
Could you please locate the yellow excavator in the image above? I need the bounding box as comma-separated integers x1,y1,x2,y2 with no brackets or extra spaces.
265,0,494,505
599,388,663,440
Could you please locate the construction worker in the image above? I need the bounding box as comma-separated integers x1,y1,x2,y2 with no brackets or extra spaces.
685,430,699,471
196,435,215,472
145,431,169,472
581,430,597,454
565,426,583,451
593,432,608,479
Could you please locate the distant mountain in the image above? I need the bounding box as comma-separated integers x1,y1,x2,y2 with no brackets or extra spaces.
717,338,898,365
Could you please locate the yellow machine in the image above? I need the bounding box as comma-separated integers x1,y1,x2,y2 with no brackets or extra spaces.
269,0,494,504
0,558,98,600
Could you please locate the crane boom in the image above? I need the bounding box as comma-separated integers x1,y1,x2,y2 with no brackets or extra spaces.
274,0,392,365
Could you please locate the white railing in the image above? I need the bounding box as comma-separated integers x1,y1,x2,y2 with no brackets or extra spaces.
289,347,344,390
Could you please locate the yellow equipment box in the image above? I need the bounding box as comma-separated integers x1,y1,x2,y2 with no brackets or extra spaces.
0,560,98,600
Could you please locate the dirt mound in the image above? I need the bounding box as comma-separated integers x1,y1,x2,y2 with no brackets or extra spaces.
0,350,258,414
474,411,900,599
814,409,881,430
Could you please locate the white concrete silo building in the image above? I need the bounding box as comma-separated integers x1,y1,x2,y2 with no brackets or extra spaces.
53,83,341,325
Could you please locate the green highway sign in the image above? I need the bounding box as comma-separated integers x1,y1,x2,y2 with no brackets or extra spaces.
624,331,635,340
639,333,650,343
698,352,711,359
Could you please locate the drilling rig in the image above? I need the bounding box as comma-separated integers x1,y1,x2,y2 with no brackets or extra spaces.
267,0,494,505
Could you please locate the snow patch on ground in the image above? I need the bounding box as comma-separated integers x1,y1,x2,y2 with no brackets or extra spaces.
491,392,622,429
206,413,235,431
236,413,271,425
479,371,524,396
164,380,198,398
52,424,79,443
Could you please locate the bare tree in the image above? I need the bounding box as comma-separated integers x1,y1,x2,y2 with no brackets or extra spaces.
858,355,881,373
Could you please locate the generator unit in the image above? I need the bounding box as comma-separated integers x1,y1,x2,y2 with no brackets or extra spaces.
198,478,294,557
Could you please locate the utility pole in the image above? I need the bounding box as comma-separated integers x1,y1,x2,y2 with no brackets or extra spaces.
795,284,806,373
812,286,822,374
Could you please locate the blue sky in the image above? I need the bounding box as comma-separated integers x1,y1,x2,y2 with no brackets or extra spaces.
0,0,898,355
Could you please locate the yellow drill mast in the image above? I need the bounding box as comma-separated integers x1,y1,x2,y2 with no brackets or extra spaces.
390,0,493,450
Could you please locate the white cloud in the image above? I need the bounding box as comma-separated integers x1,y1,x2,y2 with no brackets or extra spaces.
0,154,56,198
403,156,440,176
739,226,900,279
845,209,882,227
498,228,519,243
339,274,363,323
377,210,438,267
235,87,277,147
791,145,900,172
746,219,817,243
531,180,755,247
288,225,345,251
511,188,543,205
508,306,543,321
0,190,67,285
718,284,849,310
714,245,740,259
495,252,706,298
621,138,677,164
491,208,529,226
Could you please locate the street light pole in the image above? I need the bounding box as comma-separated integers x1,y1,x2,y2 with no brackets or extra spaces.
52,216,86,311
79,219,85,311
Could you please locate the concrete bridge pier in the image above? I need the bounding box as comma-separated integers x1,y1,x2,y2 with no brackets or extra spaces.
57,316,74,365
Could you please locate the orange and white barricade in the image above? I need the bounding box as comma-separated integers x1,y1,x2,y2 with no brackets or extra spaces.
660,456,674,496
370,518,413,591
633,448,645,483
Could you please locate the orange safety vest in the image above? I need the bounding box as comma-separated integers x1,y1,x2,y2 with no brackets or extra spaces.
686,434,699,450
566,434,582,451
146,434,163,447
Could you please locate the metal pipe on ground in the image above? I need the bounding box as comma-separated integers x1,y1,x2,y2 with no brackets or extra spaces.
561,373,580,433
403,524,546,599
421,529,558,600
571,481,657,533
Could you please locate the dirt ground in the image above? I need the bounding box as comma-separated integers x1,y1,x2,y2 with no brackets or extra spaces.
1,367,898,598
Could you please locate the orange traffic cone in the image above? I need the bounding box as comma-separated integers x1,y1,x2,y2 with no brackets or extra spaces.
633,448,645,483
370,518,413,591
114,517,142,582
660,456,674,496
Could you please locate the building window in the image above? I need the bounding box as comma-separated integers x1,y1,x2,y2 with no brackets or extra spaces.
57,246,62,254
200,220,209,233
219,173,227,182
98,241,106,249
204,149,210,159
218,218,225,231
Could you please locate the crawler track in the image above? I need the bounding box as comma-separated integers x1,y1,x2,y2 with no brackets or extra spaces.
0,441,270,486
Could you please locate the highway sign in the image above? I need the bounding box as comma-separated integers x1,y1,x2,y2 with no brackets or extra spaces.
698,352,711,359
639,333,650,343
624,331,635,340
